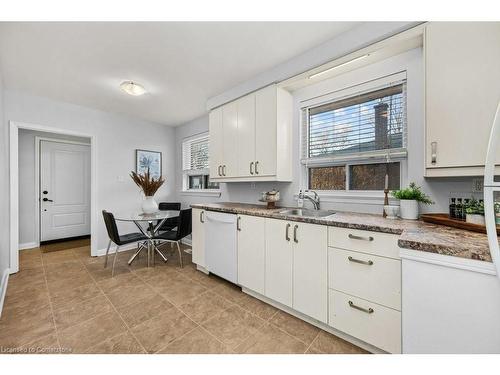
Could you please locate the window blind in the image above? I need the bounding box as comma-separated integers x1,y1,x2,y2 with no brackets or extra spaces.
302,80,407,164
182,133,210,175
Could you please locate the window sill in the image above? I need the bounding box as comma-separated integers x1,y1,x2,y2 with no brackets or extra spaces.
180,190,221,198
294,191,399,205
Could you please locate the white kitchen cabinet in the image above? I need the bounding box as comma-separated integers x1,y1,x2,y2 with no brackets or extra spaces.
191,208,206,268
209,84,292,181
425,22,500,176
237,214,265,294
292,222,328,323
265,218,293,307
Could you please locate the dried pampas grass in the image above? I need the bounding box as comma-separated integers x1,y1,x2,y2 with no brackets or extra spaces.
130,169,165,196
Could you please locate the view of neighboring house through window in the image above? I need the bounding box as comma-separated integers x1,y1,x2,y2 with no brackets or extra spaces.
303,78,407,191
182,133,219,191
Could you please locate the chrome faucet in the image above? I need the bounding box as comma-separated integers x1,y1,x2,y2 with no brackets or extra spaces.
299,190,320,210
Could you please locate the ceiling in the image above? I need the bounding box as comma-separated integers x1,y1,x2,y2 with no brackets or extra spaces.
0,22,361,126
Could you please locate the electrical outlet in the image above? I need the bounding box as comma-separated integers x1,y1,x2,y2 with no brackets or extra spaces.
250,182,256,189
472,178,484,193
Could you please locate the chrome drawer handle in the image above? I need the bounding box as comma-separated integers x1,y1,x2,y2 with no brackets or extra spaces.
218,165,222,176
431,141,437,164
285,223,291,241
200,211,205,223
349,300,374,314
255,161,259,174
348,256,373,266
348,234,374,242
237,216,241,231
293,224,298,243
250,162,254,175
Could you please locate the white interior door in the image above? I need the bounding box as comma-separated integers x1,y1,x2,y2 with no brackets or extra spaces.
40,140,91,241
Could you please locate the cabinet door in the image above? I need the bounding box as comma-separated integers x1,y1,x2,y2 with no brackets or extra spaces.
222,101,239,178
191,209,205,267
236,94,256,177
426,22,500,170
255,85,277,176
292,222,328,323
237,215,265,294
265,218,293,307
209,108,223,179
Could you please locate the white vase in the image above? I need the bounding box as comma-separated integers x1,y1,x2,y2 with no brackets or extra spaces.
399,200,419,220
466,214,485,225
142,196,158,214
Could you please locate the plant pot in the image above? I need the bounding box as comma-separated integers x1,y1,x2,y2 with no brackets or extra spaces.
142,196,158,214
466,213,485,225
399,200,419,220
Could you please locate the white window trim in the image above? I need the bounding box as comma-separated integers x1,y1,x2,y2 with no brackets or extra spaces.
299,71,409,197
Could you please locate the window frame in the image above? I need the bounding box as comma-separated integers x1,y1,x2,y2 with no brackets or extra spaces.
299,72,408,197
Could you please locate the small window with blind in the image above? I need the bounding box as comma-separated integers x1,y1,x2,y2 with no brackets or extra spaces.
301,77,407,192
182,133,219,191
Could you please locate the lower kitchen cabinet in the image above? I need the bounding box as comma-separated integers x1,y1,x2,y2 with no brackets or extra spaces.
237,214,265,295
191,208,206,268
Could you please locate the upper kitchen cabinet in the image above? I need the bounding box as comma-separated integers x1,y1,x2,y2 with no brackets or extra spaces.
209,84,293,181
425,22,500,177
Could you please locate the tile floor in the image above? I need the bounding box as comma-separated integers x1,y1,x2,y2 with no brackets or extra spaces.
0,242,368,354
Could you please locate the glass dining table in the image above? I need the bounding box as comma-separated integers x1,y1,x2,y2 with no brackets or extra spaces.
114,210,180,267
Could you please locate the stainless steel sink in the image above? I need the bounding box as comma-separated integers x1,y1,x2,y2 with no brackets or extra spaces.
279,208,335,218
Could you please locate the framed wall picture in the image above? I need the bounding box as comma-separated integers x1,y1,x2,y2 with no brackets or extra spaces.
136,149,162,179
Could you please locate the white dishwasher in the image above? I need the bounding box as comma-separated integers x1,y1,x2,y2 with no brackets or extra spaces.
205,211,238,283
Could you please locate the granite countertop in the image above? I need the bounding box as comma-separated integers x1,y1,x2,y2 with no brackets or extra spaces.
191,202,493,262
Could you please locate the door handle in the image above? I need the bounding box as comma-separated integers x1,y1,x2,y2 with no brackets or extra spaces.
200,211,205,223
293,224,298,243
237,216,241,231
42,198,53,202
348,233,374,242
250,162,254,175
285,223,291,241
431,142,437,164
348,256,374,266
255,161,259,174
348,300,374,314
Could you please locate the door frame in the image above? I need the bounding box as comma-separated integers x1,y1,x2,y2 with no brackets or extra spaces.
9,121,98,274
35,137,91,247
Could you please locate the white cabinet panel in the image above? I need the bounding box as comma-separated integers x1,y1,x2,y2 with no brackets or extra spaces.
293,222,328,323
237,214,265,295
265,218,293,307
192,208,205,268
222,101,239,178
425,22,500,175
208,108,223,179
255,85,277,176
236,94,256,177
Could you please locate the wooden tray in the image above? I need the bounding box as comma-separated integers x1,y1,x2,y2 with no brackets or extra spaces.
420,213,500,235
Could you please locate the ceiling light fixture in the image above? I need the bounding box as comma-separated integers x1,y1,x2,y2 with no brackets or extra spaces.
120,81,147,96
308,54,370,79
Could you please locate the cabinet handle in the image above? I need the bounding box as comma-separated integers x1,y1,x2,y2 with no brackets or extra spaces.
200,211,204,223
222,165,226,176
255,161,259,174
348,233,374,242
237,216,241,231
293,224,298,243
348,256,373,266
250,162,254,175
431,142,437,164
218,165,222,176
348,300,374,314
285,223,291,241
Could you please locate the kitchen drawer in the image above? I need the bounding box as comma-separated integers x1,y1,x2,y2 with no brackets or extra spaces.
328,248,401,310
328,227,400,259
329,290,401,354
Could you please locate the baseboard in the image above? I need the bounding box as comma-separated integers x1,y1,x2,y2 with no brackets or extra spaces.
19,242,39,250
0,268,10,319
94,243,139,257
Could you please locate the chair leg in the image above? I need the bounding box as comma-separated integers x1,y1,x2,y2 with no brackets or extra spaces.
104,239,112,268
112,245,120,276
176,241,183,268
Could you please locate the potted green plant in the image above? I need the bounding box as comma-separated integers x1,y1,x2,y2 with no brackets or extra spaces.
391,182,434,220
465,197,485,225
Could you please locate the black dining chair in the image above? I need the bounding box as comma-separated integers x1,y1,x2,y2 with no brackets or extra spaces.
153,208,192,268
157,202,181,232
102,210,148,276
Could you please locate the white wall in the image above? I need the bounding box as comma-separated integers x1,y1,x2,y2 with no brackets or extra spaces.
175,48,477,214
0,71,10,300
4,90,177,254
18,129,91,247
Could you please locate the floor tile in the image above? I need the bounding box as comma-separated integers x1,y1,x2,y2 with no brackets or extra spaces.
116,293,174,328
42,249,77,264
235,323,308,354
53,294,114,330
211,280,247,305
58,312,127,353
49,282,103,309
179,291,234,324
131,308,197,353
310,330,368,354
201,305,266,349
3,287,50,313
236,294,278,321
270,310,320,345
104,282,157,309
18,333,61,354
96,272,143,292
159,326,232,354
155,276,207,306
86,332,145,354
46,272,95,293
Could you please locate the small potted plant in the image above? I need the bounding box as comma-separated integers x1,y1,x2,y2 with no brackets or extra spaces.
465,197,485,225
130,169,165,214
391,182,433,220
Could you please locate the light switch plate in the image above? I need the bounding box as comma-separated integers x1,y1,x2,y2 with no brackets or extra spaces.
472,178,484,193
117,175,125,183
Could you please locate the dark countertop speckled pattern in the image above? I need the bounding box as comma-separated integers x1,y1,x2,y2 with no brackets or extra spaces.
191,202,493,262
